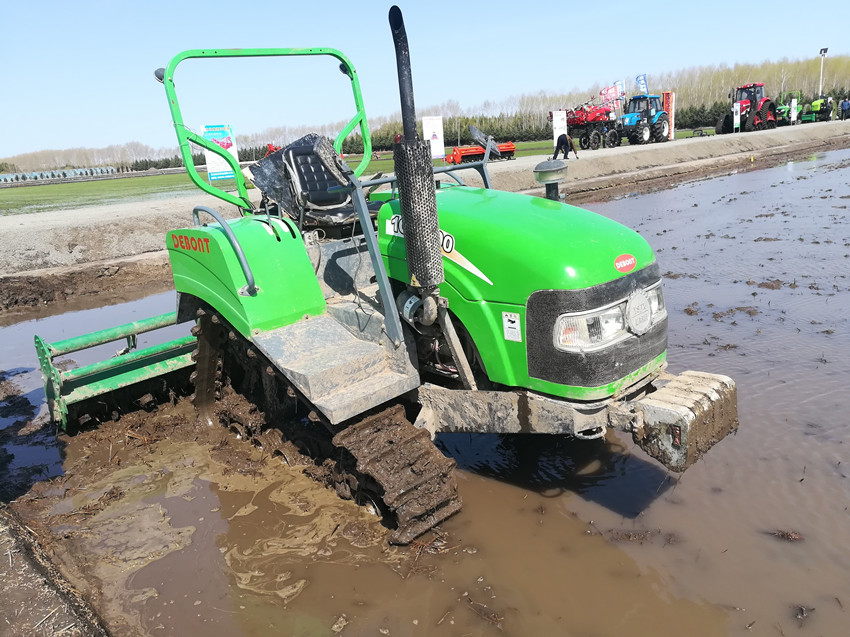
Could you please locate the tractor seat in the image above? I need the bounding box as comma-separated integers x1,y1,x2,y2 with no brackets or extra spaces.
284,141,383,227
285,143,350,209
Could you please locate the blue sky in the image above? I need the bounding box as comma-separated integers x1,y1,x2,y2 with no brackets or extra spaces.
2,0,848,157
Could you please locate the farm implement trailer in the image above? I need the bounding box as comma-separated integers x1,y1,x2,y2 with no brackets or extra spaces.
550,99,619,150
36,6,738,544
445,141,516,164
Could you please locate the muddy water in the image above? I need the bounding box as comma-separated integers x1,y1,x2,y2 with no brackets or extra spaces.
575,148,850,635
2,149,849,635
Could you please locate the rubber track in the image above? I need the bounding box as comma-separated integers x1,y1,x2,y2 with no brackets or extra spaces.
192,307,461,544
190,310,223,427
332,405,462,544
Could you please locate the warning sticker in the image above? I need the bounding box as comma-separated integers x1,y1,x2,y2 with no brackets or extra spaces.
502,312,522,342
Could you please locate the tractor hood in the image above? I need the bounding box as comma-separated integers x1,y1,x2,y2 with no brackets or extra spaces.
379,186,656,305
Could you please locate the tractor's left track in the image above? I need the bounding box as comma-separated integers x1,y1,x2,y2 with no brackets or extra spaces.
190,306,461,544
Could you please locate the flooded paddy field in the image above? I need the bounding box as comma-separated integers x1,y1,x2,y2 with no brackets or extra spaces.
1,148,849,636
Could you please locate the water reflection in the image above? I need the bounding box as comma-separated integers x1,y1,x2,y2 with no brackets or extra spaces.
438,431,673,518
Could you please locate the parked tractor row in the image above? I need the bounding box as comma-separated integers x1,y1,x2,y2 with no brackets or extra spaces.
549,93,671,150
716,83,836,133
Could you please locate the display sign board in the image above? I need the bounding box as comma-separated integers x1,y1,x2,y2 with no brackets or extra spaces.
422,116,445,159
552,110,568,141
733,103,741,132
636,74,649,95
791,98,798,124
662,91,676,141
203,124,240,181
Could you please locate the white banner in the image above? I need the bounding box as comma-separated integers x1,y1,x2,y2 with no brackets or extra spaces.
615,79,626,99
422,116,445,159
552,110,568,141
733,103,741,131
203,124,239,181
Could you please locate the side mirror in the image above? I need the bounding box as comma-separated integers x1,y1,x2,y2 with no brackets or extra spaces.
154,68,165,84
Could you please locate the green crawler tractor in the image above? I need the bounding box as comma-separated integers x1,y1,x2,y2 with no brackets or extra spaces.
800,96,834,123
36,6,738,543
775,91,803,125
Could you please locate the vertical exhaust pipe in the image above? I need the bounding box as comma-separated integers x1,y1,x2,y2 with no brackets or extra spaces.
389,6,418,144
388,5,443,320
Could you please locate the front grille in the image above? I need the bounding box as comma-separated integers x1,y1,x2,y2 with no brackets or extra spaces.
526,264,666,388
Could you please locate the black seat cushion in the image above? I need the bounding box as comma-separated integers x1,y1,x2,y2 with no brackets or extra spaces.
285,144,349,208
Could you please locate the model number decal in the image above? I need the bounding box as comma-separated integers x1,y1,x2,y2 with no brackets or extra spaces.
388,214,455,254
386,214,493,286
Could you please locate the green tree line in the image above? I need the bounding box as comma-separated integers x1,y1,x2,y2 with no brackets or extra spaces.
4,55,848,171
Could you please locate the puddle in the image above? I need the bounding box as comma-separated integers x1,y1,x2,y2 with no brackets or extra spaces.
4,148,850,634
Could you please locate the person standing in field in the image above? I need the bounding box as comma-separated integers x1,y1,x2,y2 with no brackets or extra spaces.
841,97,850,121
553,133,578,160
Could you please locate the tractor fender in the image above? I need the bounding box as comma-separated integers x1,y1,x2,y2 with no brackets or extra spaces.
169,215,326,338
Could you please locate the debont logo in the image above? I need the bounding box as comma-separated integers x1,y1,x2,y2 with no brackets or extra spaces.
614,254,636,273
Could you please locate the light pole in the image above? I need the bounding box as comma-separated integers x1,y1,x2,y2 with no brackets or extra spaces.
818,47,828,97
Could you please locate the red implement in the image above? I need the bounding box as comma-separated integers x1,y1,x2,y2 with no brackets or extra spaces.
446,141,516,165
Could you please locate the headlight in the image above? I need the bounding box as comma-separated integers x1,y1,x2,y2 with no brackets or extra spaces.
648,284,666,317
554,283,666,352
555,305,627,352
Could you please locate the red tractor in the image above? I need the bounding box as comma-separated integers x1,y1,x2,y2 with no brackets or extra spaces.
715,83,777,134
550,99,619,150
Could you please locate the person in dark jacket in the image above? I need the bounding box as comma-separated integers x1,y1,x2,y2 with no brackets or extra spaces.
553,133,578,160
841,97,850,121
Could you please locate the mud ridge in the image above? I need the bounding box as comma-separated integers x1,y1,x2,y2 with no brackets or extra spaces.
0,507,110,636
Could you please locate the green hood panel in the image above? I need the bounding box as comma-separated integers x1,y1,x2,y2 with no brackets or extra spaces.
379,186,656,304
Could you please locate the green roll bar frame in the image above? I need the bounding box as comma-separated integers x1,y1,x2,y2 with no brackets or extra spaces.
157,46,373,213
34,47,378,430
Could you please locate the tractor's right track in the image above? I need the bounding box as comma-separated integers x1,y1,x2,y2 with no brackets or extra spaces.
191,306,461,544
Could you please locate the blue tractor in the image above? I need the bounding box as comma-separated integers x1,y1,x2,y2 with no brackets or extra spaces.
617,94,670,145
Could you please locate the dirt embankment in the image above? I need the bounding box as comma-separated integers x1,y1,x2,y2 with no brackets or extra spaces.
2,121,849,318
